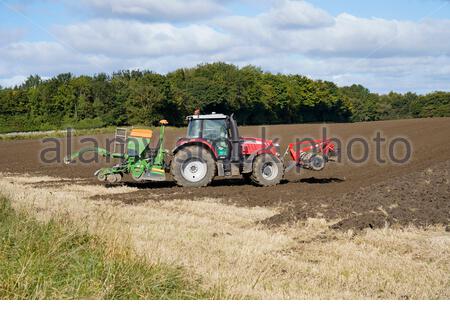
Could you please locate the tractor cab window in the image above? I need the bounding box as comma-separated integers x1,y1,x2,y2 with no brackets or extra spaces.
187,119,201,138
202,119,228,141
187,118,229,141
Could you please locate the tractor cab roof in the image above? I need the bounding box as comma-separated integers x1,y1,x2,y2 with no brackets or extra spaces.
187,113,228,120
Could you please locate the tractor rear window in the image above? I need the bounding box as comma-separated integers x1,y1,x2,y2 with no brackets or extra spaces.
202,119,228,140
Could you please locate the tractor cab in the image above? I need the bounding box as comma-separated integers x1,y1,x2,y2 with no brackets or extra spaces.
184,113,239,161
187,113,229,140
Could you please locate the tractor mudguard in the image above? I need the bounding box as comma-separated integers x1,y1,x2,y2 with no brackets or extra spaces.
172,138,218,159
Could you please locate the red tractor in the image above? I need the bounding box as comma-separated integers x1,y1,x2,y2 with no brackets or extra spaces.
170,113,337,187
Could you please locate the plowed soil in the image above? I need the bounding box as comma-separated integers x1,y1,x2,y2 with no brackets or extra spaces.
1,117,449,231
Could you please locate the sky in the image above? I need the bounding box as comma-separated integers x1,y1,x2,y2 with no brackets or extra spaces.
0,0,450,94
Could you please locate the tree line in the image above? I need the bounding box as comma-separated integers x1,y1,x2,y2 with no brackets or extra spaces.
0,62,449,133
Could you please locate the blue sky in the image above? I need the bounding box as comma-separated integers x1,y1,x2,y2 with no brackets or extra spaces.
1,0,450,93
309,0,450,20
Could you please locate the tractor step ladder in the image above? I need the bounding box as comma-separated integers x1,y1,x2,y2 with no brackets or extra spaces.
114,128,128,154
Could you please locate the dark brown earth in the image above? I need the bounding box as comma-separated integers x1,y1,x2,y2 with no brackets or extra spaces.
263,159,450,231
1,117,449,231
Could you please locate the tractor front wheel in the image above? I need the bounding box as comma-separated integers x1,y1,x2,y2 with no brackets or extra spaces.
171,145,216,187
250,154,284,186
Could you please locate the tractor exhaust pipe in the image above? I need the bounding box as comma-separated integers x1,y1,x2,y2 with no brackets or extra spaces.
229,114,241,163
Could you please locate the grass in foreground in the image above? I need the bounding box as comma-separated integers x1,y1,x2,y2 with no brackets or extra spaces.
0,196,211,299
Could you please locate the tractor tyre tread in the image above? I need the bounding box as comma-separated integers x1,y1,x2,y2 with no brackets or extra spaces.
171,145,216,187
250,154,284,187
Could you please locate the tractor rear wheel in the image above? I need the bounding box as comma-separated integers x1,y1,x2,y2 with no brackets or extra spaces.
171,145,216,187
250,154,283,186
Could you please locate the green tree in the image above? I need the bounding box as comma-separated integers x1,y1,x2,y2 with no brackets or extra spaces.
0,63,449,133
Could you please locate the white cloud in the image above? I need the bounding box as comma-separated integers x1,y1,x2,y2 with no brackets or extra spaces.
77,0,227,21
299,14,450,57
1,0,449,93
215,6,450,58
263,0,334,29
0,41,117,79
0,75,27,88
239,54,450,93
54,19,234,57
